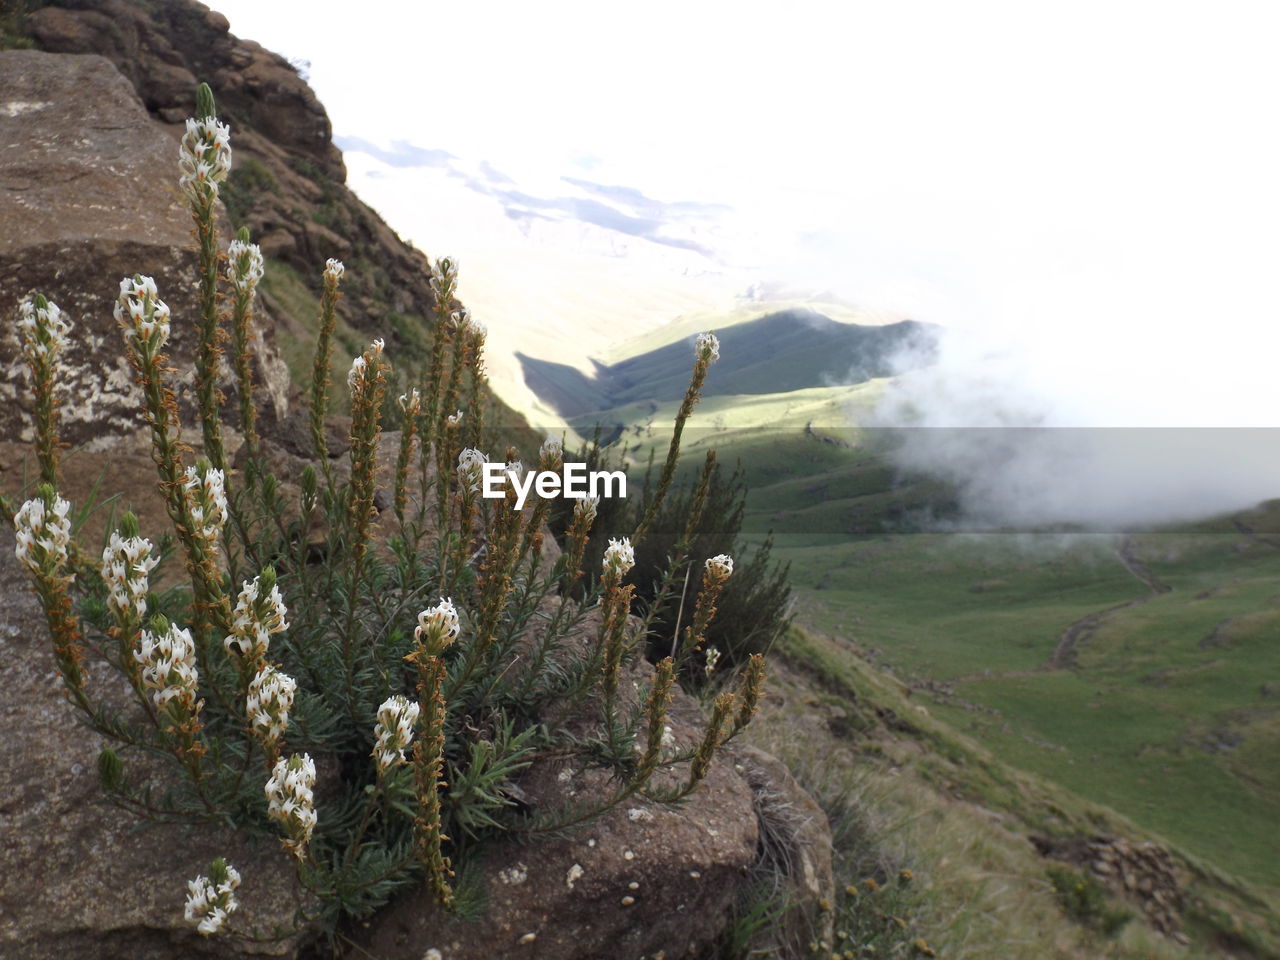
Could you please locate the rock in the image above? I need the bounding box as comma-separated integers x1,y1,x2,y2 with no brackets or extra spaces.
0,50,291,450
732,744,836,955
355,682,759,960
0,517,309,958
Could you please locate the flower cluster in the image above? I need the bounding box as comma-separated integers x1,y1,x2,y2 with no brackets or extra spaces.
603,537,635,579
182,464,227,544
704,646,721,678
136,622,199,709
373,694,421,775
265,754,317,859
574,495,600,526
183,859,240,936
457,448,487,494
323,257,344,282
19,294,72,366
415,598,460,654
695,331,720,364
246,665,297,746
178,116,232,205
225,238,264,294
429,256,458,302
705,554,734,580
225,573,289,660
101,531,157,622
398,388,421,416
115,275,171,349
539,435,563,470
13,492,73,577
448,306,472,332
347,339,385,393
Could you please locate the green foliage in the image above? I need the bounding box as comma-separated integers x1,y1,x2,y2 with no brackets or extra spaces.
1046,865,1133,938
219,155,277,229
9,82,772,949
555,434,793,681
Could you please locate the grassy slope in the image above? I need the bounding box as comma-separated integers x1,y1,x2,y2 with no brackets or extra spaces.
755,625,1280,958
563,344,1280,953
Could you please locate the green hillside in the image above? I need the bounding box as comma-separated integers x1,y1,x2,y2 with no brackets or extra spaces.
544,314,1280,953
521,309,935,420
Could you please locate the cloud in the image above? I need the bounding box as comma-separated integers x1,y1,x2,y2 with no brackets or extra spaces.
871,327,1280,531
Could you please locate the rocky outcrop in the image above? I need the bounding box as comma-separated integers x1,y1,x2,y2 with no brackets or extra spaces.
0,512,310,958
1032,833,1189,944
0,49,291,449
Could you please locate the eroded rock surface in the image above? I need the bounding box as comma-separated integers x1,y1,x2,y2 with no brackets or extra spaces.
0,49,291,450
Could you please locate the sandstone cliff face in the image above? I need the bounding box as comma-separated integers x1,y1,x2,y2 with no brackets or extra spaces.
0,48,291,449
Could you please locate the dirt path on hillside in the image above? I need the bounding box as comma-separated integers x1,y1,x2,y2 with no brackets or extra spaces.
1044,536,1170,669
942,536,1171,686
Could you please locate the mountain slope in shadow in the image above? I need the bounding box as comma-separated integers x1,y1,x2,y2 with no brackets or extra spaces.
518,309,938,419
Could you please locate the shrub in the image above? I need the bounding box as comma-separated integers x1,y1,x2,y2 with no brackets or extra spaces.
5,83,768,949
1046,865,1133,938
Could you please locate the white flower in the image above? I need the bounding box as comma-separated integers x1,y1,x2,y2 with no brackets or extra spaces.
265,754,317,858
182,465,227,544
323,258,344,281
225,574,289,659
539,436,563,467
456,448,487,494
705,554,734,580
101,531,157,622
346,355,366,391
19,294,73,367
603,537,635,578
505,460,524,487
246,665,296,744
704,646,721,678
114,275,171,349
695,332,720,364
398,388,421,414
573,495,599,527
225,239,264,294
445,409,464,427
372,694,420,774
136,622,199,709
429,256,458,301
448,307,471,331
13,492,73,576
184,860,240,936
415,597,460,649
178,116,232,204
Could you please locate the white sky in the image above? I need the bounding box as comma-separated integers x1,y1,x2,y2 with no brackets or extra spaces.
211,0,1280,428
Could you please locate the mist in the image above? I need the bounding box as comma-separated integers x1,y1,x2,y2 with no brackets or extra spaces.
870,325,1280,531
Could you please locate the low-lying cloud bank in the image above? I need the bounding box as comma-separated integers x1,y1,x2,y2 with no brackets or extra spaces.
871,327,1280,531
